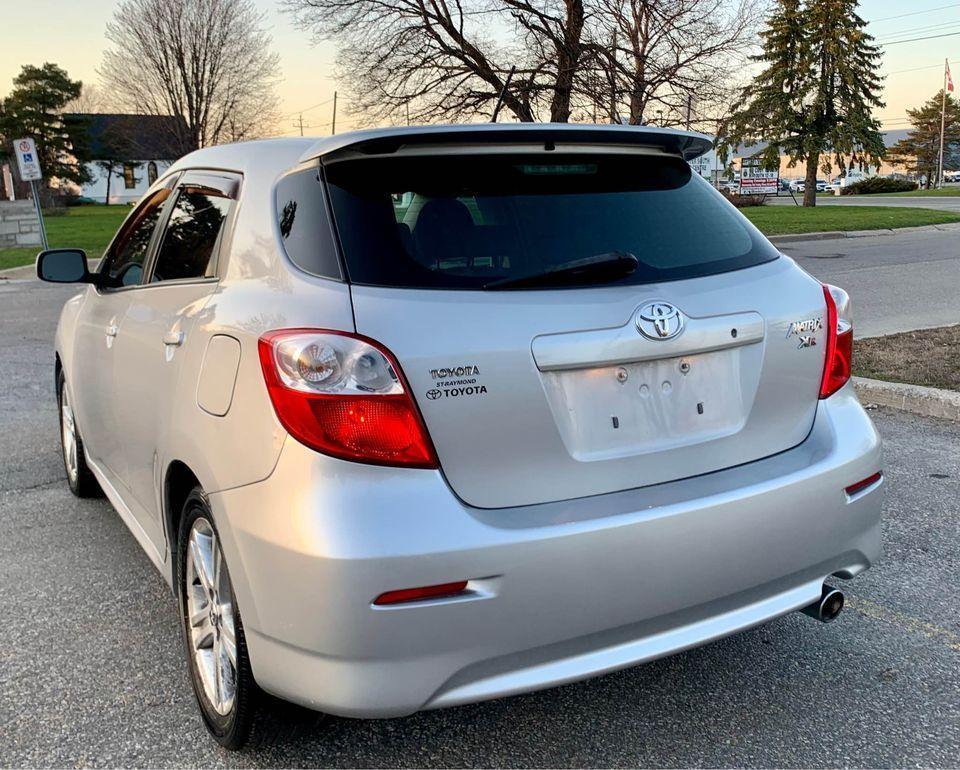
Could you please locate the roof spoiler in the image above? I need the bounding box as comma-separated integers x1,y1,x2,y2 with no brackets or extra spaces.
299,124,714,163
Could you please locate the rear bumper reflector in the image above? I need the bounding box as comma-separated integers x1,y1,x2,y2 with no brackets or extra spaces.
845,471,883,497
373,581,469,606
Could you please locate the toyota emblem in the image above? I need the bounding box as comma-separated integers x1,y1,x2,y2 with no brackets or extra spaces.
636,302,685,340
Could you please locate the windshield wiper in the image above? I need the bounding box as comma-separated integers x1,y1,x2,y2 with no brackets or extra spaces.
483,251,639,290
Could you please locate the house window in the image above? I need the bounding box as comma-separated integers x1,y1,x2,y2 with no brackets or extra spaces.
147,161,158,186
123,163,138,189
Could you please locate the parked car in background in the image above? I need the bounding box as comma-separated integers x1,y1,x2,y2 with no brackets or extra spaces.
38,124,883,750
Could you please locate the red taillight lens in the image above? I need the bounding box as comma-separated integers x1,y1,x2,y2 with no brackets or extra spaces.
373,581,469,606
258,329,438,468
819,284,853,399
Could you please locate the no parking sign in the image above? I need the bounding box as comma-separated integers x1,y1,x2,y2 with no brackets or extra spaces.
13,137,43,182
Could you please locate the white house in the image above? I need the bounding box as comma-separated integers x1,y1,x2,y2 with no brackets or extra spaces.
71,114,182,204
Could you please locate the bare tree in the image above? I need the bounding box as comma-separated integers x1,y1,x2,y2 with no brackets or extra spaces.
99,0,281,154
283,0,591,124
585,0,762,125
64,84,116,115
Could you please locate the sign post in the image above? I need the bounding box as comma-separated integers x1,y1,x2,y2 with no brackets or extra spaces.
12,137,48,250
738,156,779,196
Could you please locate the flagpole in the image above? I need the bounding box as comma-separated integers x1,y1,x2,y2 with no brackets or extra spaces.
938,59,947,189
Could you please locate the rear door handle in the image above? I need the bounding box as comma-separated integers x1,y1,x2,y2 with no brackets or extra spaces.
162,330,184,347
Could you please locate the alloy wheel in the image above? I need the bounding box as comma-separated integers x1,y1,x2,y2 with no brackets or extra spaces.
60,388,79,484
185,517,238,716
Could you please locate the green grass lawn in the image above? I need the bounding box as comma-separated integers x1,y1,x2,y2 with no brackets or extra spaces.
0,205,129,271
742,205,960,235
869,186,960,197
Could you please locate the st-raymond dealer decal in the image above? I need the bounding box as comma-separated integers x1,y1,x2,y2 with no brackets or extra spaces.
425,364,488,400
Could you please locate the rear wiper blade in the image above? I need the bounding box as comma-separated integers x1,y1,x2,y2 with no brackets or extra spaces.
483,251,639,290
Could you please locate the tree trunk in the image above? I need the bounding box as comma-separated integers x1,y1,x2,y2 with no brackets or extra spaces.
105,167,112,205
803,153,819,207
548,0,585,123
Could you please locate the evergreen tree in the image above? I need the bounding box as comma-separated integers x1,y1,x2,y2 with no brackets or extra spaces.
886,90,960,188
0,63,91,198
726,0,885,206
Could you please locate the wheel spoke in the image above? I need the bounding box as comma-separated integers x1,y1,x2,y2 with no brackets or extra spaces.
213,635,224,711
213,539,222,595
221,615,237,666
189,533,214,598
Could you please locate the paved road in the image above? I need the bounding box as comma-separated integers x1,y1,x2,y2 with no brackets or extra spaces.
780,227,960,338
2,280,960,768
768,195,960,211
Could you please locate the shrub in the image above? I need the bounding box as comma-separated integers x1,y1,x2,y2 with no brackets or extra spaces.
841,176,917,195
719,189,768,208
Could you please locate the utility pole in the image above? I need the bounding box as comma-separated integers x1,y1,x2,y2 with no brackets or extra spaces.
331,91,338,135
297,114,304,136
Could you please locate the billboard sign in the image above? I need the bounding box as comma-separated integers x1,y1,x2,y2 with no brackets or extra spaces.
739,156,777,195
13,137,43,182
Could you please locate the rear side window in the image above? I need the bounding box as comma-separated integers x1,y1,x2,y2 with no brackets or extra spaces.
151,188,231,282
274,166,342,279
323,153,779,290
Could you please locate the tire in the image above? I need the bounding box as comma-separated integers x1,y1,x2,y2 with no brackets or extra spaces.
177,488,259,749
57,370,102,498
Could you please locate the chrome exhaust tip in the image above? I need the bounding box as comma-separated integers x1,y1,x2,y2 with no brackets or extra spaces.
801,584,845,623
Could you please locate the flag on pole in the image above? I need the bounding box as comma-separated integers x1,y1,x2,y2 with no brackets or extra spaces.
947,60,954,93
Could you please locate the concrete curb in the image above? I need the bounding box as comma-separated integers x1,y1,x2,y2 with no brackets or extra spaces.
769,222,960,245
854,376,960,422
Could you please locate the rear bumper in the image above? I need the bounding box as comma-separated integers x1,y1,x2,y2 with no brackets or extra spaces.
210,383,882,718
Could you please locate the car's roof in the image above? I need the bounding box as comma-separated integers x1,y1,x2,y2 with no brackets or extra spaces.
168,137,316,176
298,123,714,162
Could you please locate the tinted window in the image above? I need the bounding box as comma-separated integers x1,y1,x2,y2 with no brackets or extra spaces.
99,189,171,288
274,167,342,279
324,154,779,290
151,188,231,282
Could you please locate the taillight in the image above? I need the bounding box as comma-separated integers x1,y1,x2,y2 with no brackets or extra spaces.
258,329,438,468
819,284,853,399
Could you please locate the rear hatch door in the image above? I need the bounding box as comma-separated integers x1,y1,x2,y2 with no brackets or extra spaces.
325,147,828,508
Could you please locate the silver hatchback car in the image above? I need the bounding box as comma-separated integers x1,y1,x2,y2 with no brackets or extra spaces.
39,124,883,749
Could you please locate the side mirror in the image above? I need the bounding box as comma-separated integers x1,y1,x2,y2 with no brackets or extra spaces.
36,249,93,284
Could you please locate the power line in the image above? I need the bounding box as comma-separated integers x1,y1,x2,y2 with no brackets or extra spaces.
886,60,960,76
869,2,960,24
874,20,960,43
878,31,960,46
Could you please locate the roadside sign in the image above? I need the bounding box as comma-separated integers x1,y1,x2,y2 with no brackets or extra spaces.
13,137,43,182
739,156,778,195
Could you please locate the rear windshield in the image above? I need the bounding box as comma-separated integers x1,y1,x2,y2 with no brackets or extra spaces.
322,153,778,290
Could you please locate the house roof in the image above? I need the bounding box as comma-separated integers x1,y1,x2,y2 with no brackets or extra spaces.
66,113,184,161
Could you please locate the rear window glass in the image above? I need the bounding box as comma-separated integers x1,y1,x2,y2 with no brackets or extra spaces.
322,153,779,290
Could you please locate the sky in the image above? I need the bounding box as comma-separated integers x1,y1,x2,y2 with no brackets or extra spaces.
0,0,958,136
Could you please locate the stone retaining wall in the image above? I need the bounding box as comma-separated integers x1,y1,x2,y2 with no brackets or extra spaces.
0,200,42,248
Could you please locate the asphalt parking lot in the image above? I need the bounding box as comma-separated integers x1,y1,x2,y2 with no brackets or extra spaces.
2,279,959,768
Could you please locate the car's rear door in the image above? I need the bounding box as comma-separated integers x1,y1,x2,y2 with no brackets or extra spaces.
110,171,238,549
322,148,831,509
